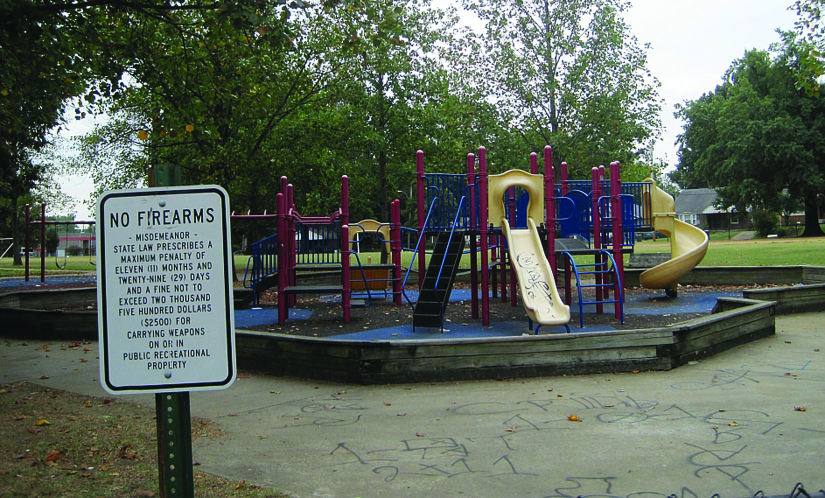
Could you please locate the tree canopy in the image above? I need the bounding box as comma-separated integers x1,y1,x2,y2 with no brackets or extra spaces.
673,33,825,237
457,0,662,178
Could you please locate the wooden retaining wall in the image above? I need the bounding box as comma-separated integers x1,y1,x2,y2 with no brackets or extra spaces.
0,288,97,340
235,298,777,384
743,284,825,315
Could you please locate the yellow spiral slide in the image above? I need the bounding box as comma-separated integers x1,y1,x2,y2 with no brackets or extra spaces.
639,179,709,295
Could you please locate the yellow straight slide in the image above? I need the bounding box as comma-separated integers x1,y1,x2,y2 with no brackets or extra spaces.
501,217,570,327
639,179,709,293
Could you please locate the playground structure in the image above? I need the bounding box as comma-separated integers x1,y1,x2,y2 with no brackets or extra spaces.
17,145,708,335
265,175,403,325
22,203,97,282
639,178,710,296
411,147,632,331
408,146,710,331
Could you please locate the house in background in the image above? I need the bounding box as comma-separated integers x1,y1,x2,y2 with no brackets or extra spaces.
674,188,752,230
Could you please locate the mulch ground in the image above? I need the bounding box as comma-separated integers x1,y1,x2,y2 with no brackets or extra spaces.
243,283,730,338
2,275,777,339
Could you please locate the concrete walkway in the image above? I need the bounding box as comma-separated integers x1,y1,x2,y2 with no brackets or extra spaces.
3,312,824,497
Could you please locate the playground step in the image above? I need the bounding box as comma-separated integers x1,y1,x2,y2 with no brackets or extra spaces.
233,289,255,310
413,230,466,331
412,312,444,329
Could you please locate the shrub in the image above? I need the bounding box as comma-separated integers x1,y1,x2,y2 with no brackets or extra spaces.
67,245,83,256
777,227,789,238
751,209,779,237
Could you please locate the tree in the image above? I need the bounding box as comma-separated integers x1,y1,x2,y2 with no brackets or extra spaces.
458,0,662,177
45,226,59,256
674,33,825,237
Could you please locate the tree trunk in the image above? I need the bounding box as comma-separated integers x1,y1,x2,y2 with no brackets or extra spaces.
801,194,824,237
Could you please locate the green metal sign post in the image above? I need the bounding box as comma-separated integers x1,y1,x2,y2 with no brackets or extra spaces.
96,164,236,498
154,164,195,498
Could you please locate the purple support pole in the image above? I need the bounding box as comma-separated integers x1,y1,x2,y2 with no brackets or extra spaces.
24,204,30,282
467,154,479,319
341,176,351,322
478,147,490,326
592,167,604,315
342,224,351,323
508,186,516,308
287,184,296,307
561,162,569,196
340,175,349,229
530,152,538,175
416,151,426,291
277,193,287,325
610,161,624,318
391,199,402,306
544,147,556,277
40,204,46,282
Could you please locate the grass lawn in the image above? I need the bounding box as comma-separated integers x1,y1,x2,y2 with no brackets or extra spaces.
632,236,825,267
3,236,825,280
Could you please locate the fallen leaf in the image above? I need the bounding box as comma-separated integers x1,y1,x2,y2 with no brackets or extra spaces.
728,421,739,427
40,375,49,379
383,402,392,406
397,413,406,417
136,491,155,497
567,415,580,422
505,425,521,432
415,432,424,437
236,480,246,489
35,419,50,426
228,413,238,417
44,450,62,463
794,406,807,412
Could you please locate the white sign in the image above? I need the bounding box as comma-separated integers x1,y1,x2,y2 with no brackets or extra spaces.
96,186,236,394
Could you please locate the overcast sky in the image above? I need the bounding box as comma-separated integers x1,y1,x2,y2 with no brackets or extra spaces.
622,0,798,166
58,0,800,219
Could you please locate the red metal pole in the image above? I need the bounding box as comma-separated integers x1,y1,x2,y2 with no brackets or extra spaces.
277,193,287,325
287,184,296,307
544,147,556,277
341,176,351,322
530,152,537,175
478,147,490,326
610,161,624,319
40,204,46,283
508,186,516,308
391,199,402,306
561,162,569,196
340,175,349,229
592,167,603,314
342,224,351,323
24,204,30,282
467,153,479,319
416,151,426,291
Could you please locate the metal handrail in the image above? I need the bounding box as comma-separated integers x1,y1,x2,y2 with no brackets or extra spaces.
431,195,467,325
402,188,441,309
562,250,624,328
